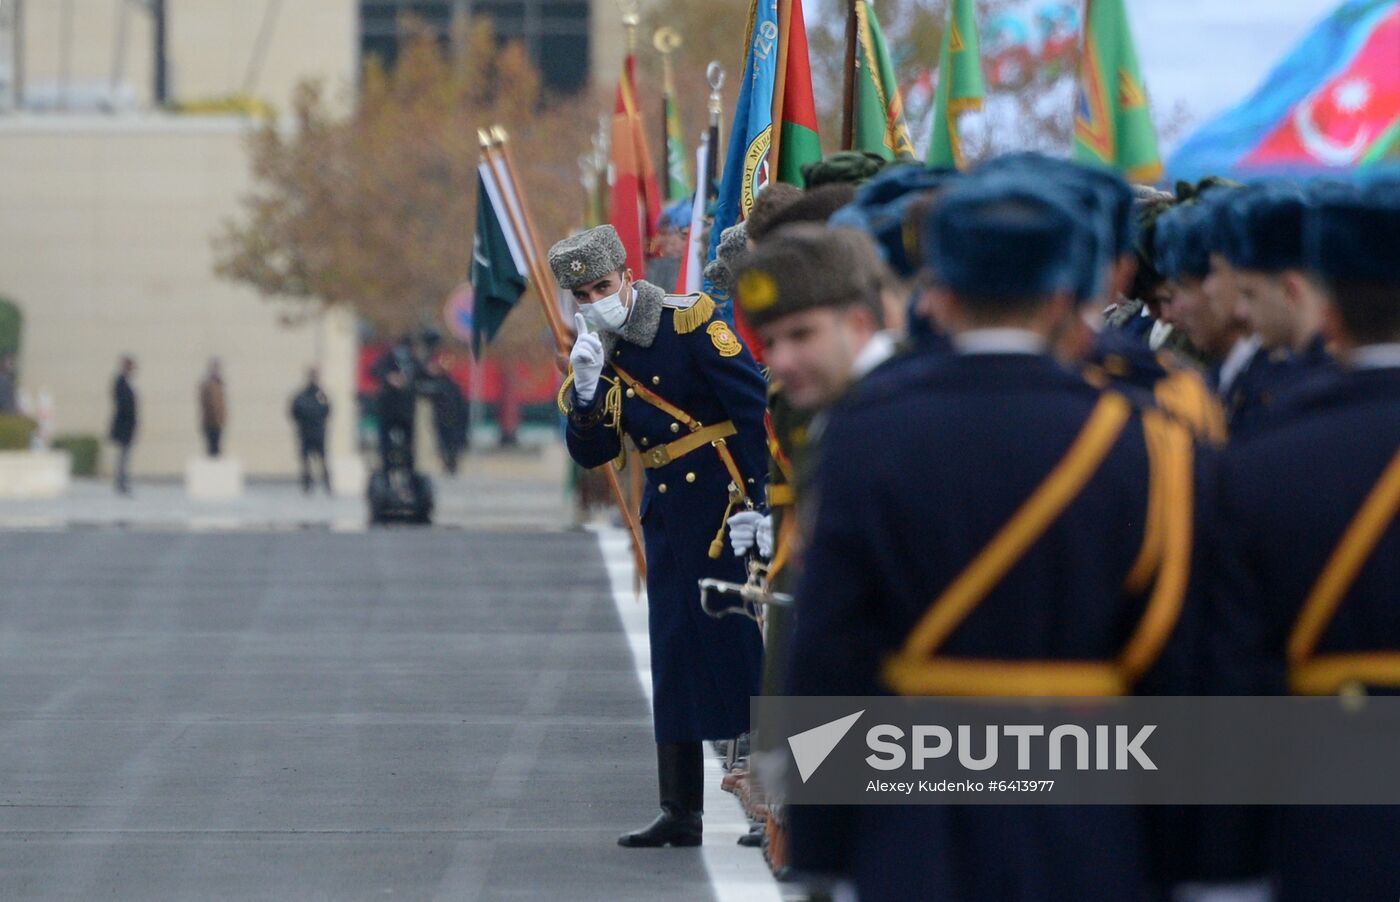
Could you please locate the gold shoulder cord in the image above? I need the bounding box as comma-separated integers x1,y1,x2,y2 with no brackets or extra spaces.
1289,443,1400,694
881,395,1194,696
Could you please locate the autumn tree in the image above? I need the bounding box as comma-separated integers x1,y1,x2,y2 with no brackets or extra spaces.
214,18,600,361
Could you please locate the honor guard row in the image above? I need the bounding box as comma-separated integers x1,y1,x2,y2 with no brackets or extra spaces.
551,143,1400,900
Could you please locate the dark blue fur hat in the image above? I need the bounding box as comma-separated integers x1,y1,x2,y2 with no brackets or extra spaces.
1222,182,1308,273
1305,182,1400,287
922,176,1085,302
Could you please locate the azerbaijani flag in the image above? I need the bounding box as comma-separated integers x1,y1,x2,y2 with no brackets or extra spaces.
772,0,823,184
850,0,915,161
704,0,779,323
608,53,662,279
926,0,984,169
1073,0,1163,182
1170,0,1400,180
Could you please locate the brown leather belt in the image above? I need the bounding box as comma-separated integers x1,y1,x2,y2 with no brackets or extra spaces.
640,421,737,469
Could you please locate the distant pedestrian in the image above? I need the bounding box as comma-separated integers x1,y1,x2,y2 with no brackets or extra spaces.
420,357,469,475
372,336,420,470
109,356,138,495
199,359,227,457
290,368,332,494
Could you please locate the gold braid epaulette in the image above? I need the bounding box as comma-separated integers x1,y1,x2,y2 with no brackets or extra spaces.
671,293,716,334
556,373,623,434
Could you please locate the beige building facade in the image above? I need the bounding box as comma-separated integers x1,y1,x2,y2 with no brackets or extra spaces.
0,0,361,478
0,116,359,477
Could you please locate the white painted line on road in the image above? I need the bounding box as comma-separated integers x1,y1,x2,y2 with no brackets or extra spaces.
591,526,784,902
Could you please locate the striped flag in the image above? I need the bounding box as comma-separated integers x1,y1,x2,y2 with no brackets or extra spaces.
470,164,529,355
1170,0,1400,179
663,86,691,201
773,0,824,184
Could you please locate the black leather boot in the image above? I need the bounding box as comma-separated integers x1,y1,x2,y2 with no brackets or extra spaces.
618,742,704,847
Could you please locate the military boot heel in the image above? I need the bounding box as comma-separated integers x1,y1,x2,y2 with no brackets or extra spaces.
618,742,704,848
617,803,702,847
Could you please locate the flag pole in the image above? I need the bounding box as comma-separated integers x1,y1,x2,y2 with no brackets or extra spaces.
841,0,857,151
770,0,792,178
482,127,649,583
483,129,568,347
655,27,682,202
705,61,725,193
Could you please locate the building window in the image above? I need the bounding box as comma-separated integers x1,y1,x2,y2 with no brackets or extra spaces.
359,0,589,94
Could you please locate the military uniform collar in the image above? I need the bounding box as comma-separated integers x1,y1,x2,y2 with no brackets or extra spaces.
853,331,897,378
1349,343,1400,371
1218,335,1262,396
952,328,1047,356
602,280,666,357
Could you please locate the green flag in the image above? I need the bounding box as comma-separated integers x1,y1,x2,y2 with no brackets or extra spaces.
851,0,915,161
1073,0,1163,182
470,165,529,355
927,0,984,169
664,93,690,200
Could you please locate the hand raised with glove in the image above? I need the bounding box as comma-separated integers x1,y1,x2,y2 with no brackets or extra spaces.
570,312,606,403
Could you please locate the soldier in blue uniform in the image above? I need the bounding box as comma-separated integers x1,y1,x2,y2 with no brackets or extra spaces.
549,225,768,848
1155,192,1285,433
1226,182,1336,375
1212,183,1400,902
784,176,1202,900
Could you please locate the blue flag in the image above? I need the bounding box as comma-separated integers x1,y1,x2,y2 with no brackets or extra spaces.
704,0,779,324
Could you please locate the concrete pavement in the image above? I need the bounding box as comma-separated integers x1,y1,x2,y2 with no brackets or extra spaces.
0,526,768,899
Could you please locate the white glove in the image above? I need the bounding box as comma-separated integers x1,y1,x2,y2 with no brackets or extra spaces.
727,510,773,558
755,512,774,559
570,312,606,403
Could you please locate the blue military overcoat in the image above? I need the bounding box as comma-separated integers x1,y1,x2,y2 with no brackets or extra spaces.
564,283,767,744
784,350,1205,900
1214,364,1400,902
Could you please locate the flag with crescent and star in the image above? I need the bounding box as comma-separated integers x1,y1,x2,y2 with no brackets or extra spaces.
1170,0,1400,180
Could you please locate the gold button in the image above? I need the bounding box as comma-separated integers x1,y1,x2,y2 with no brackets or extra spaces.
626,388,636,398
652,376,661,385
686,472,696,483
670,423,680,433
640,437,650,447
658,483,668,494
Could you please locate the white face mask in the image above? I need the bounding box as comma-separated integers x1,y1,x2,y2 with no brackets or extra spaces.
580,285,632,333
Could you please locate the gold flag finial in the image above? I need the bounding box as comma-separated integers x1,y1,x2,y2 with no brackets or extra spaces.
490,125,508,145
619,0,640,53
654,27,681,96
476,128,491,149
652,27,681,55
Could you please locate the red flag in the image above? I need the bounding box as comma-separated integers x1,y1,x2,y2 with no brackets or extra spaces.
609,55,663,280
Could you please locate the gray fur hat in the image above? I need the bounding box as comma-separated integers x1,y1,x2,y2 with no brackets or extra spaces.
702,222,749,295
548,225,627,290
